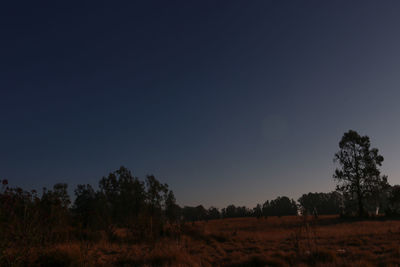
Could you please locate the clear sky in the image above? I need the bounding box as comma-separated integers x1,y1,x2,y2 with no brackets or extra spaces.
1,1,400,208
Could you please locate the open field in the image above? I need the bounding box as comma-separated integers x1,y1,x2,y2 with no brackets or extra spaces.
7,215,400,266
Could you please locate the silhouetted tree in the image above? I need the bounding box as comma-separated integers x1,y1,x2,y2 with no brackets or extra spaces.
225,205,237,218
221,205,251,218
365,178,391,215
252,204,263,218
182,205,207,221
165,190,180,223
94,167,179,240
72,184,101,229
99,166,146,225
195,205,207,220
145,175,169,237
0,180,42,247
333,130,388,217
0,167,181,247
386,185,400,215
40,183,71,242
262,200,270,217
298,192,342,216
262,196,297,217
207,207,221,220
237,206,251,217
145,175,168,215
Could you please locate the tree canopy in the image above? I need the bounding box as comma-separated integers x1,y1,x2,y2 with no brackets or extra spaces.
333,130,388,217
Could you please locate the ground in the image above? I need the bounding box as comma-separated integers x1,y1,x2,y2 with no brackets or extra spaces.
10,215,400,266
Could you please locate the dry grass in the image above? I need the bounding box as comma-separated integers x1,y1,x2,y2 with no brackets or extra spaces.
8,216,400,266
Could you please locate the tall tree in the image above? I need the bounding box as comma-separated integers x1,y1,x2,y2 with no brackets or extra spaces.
333,130,388,217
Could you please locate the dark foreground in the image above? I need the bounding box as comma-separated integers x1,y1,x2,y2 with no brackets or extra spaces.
5,215,400,266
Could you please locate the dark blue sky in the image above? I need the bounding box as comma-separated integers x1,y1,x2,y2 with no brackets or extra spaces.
2,1,400,207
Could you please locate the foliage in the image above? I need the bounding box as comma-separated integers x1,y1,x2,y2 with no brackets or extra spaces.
333,130,388,217
207,207,221,220
98,166,146,226
262,196,298,217
74,167,180,240
253,204,263,218
222,205,251,218
298,192,342,216
386,185,400,215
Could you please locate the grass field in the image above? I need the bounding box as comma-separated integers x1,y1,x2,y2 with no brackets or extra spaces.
8,215,400,266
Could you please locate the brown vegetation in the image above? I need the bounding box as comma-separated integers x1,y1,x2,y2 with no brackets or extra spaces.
5,215,400,266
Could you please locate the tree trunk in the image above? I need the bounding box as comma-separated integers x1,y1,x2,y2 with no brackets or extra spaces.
357,183,364,217
356,175,364,217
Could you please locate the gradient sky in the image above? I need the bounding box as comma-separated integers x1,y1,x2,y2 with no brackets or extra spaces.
1,1,400,208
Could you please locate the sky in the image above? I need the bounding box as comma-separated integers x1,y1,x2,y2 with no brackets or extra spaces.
1,1,400,208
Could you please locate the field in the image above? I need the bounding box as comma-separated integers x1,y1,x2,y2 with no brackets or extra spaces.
10,215,400,266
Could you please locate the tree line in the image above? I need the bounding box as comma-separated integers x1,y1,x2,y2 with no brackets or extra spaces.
1,129,400,249
0,166,182,251
179,184,400,221
181,130,400,220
